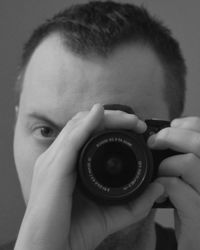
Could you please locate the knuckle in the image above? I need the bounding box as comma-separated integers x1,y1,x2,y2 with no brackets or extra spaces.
67,118,75,126
75,111,87,118
157,127,170,141
168,177,179,188
65,120,76,132
130,114,138,122
186,153,197,163
72,112,83,120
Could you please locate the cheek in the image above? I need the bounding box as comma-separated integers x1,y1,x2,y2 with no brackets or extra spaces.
13,122,43,205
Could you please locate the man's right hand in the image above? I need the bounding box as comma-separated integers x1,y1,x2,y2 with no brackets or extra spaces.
14,104,164,250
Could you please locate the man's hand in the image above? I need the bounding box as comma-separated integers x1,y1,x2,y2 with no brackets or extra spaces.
148,117,200,250
14,104,164,250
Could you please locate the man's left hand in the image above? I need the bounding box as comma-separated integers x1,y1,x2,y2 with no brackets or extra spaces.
148,117,200,250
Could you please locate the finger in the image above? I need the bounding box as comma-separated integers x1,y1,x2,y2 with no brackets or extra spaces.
156,177,200,218
158,153,200,193
68,106,146,149
103,182,164,235
171,116,200,132
103,110,147,133
39,104,104,179
148,127,200,157
49,105,146,158
56,103,104,153
68,108,146,134
69,109,146,132
43,103,147,179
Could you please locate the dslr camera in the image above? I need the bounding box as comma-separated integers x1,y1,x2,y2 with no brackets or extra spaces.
78,104,178,208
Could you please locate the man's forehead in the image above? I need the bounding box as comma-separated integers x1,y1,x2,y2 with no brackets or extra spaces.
20,34,168,120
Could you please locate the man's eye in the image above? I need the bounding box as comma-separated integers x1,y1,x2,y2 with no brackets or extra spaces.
33,126,58,139
40,127,54,137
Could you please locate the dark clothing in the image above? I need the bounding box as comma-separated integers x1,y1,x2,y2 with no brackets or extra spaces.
155,223,177,250
0,223,177,250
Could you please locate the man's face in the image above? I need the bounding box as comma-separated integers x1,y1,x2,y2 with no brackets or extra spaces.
14,33,169,204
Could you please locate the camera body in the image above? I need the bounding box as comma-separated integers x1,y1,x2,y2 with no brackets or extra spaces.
77,105,177,208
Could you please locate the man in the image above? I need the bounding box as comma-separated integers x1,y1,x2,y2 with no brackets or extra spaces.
3,1,200,249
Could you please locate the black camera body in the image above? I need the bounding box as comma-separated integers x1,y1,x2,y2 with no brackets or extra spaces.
77,105,177,208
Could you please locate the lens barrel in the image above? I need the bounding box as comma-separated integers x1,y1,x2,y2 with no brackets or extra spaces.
78,129,154,204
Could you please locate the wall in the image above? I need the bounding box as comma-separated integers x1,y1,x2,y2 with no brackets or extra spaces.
1,0,199,244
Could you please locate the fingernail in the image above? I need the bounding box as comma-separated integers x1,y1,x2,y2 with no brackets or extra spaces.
171,119,180,127
148,134,156,147
137,120,147,131
91,103,102,112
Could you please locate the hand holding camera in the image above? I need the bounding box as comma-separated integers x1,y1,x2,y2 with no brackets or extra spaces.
78,104,178,207
15,104,164,250
149,116,200,250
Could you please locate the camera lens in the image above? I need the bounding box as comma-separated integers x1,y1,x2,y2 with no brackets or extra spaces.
92,142,137,188
78,130,153,204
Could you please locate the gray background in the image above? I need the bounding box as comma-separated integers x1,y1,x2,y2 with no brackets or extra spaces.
1,0,200,244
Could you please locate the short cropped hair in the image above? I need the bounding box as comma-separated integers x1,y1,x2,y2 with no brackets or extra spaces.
16,0,187,119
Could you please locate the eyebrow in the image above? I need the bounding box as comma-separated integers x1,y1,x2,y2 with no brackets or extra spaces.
26,112,64,130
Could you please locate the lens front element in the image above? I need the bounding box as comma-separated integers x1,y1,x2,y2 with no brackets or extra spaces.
92,142,138,188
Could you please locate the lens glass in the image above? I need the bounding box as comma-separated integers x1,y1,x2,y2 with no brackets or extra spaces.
91,142,138,188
